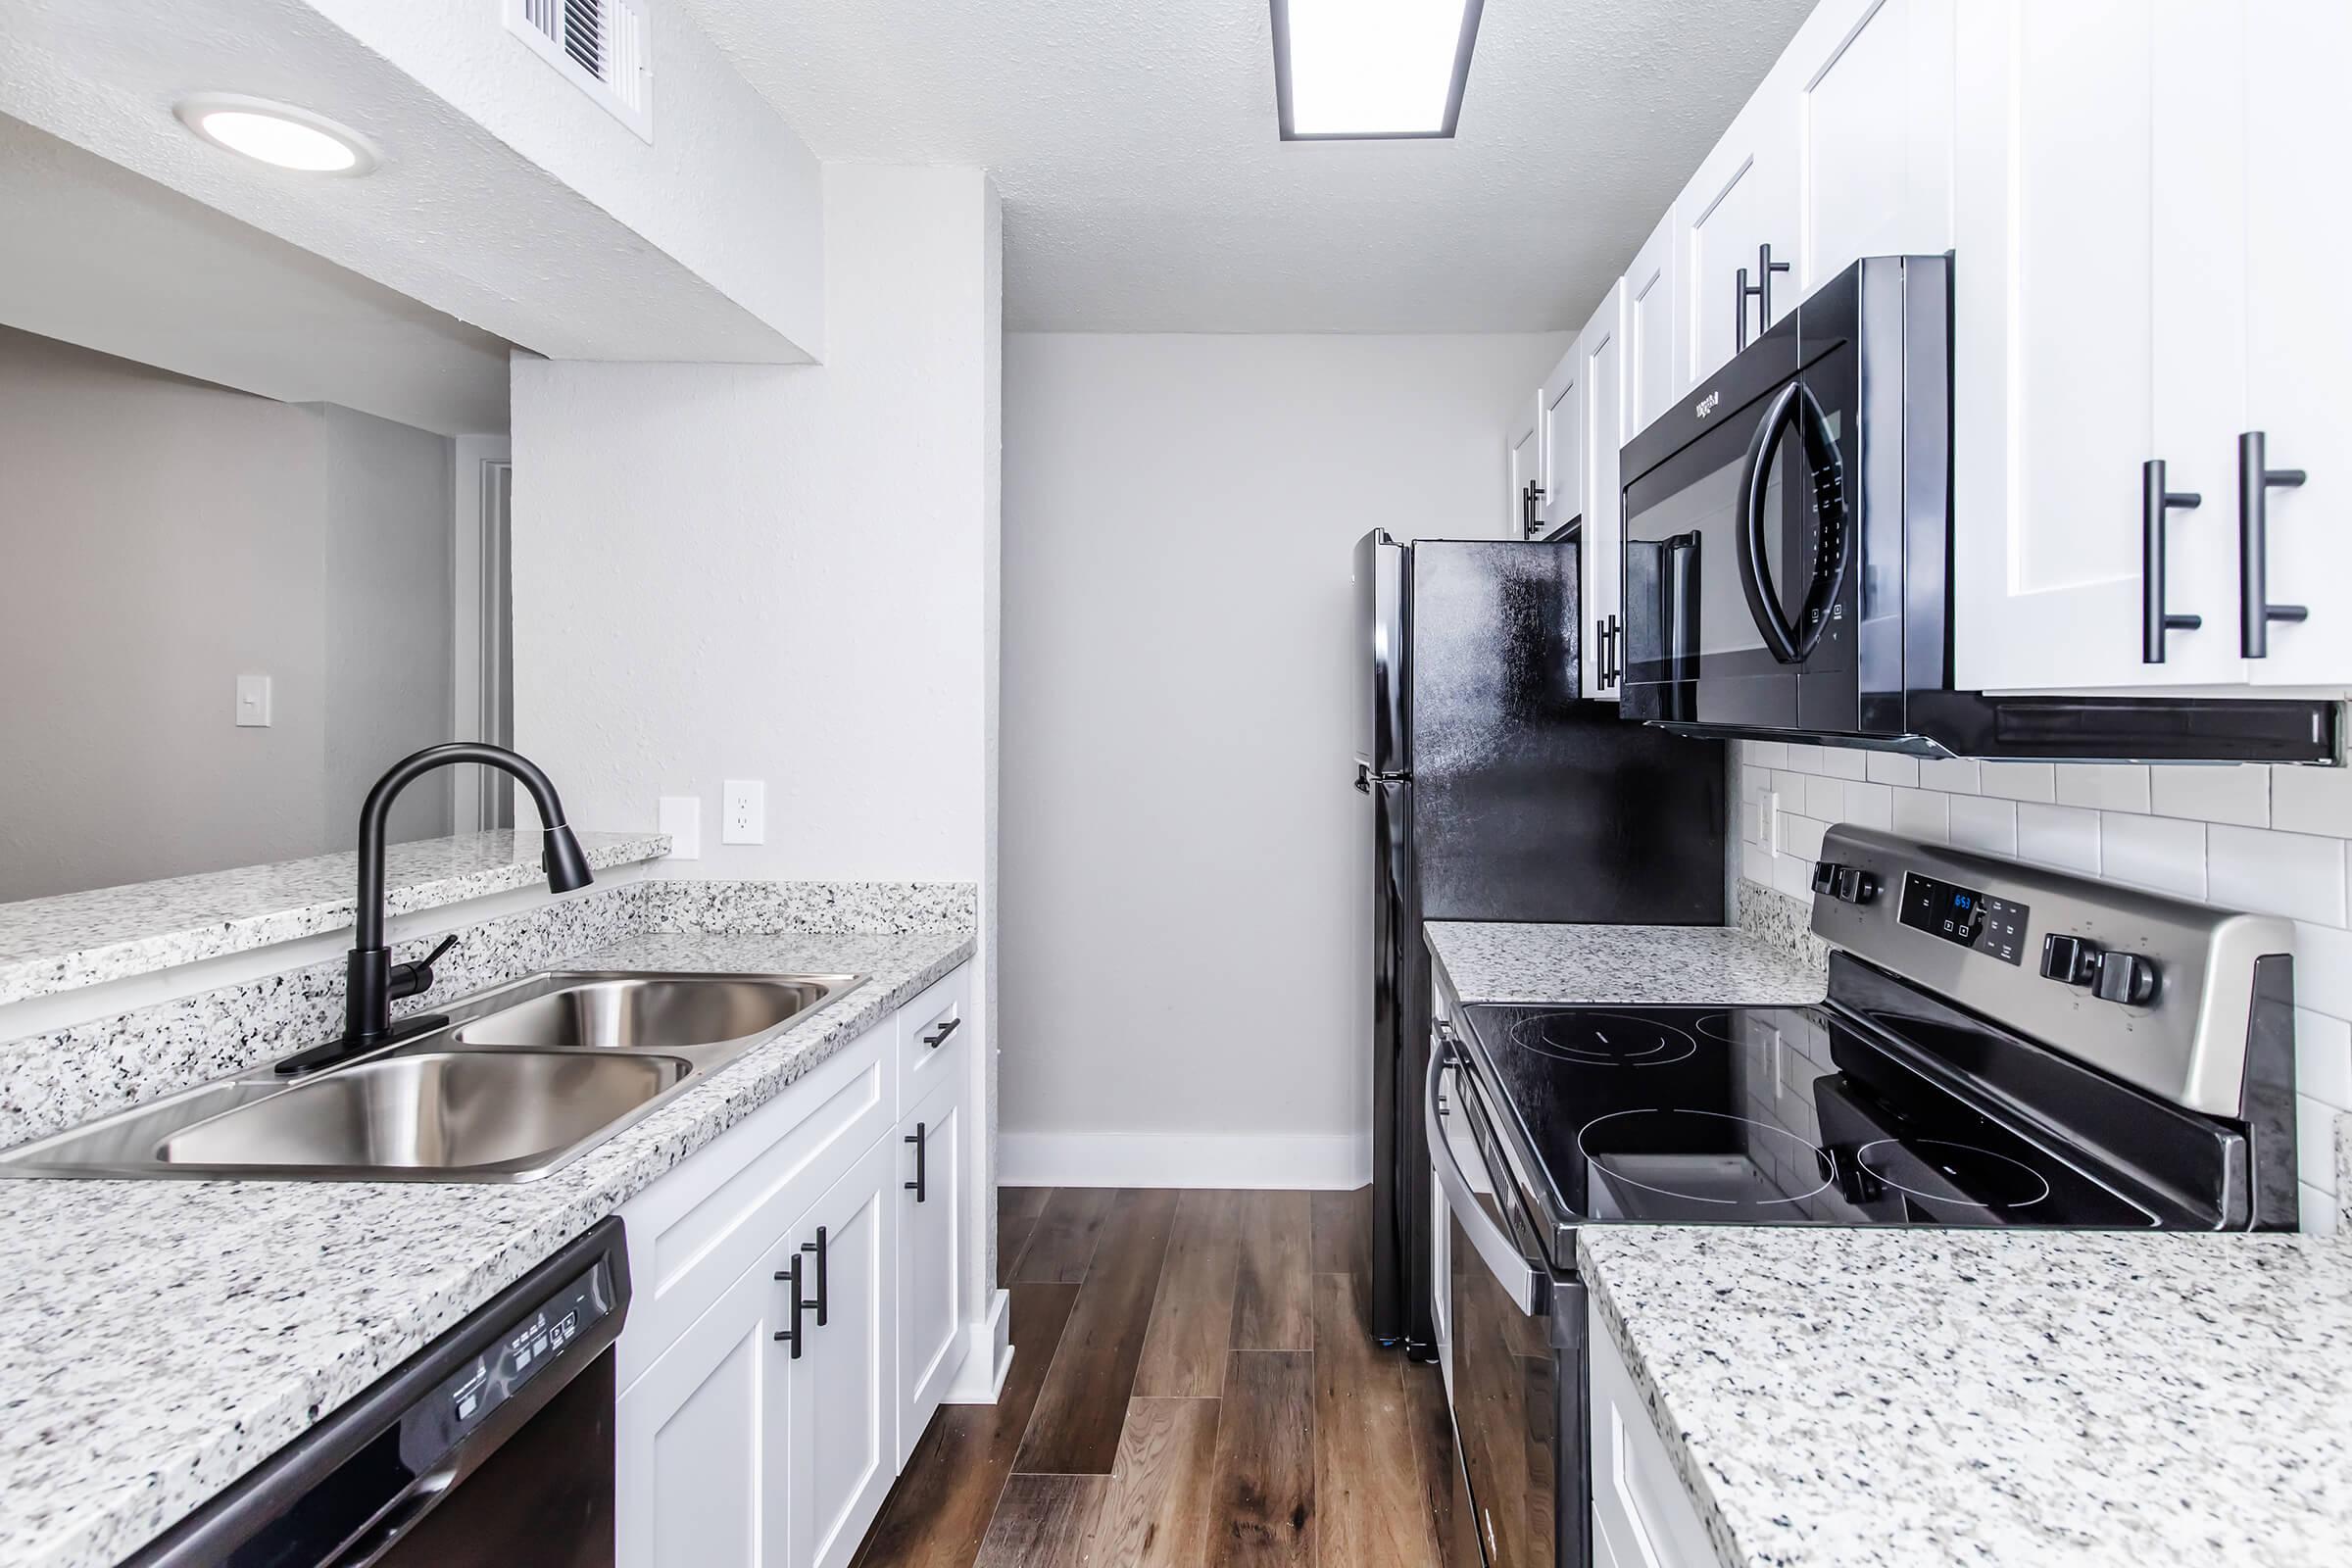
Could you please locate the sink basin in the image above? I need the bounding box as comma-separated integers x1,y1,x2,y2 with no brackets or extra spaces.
454,975,845,1052
154,1051,692,1175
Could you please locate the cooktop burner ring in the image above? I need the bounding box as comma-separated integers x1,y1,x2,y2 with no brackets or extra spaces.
1575,1107,1835,1206
1854,1139,2053,1209
1508,1010,1699,1067
1691,1012,1739,1045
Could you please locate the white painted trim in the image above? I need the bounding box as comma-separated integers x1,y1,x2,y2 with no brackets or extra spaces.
941,1288,1011,1404
450,435,513,834
998,1131,1373,1191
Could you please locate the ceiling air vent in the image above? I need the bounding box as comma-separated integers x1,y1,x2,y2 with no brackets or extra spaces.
506,0,652,140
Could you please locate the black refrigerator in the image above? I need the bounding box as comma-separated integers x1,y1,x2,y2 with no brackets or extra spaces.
1353,529,1727,1352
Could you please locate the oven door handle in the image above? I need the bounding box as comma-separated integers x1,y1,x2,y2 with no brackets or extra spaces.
1735,379,1850,664
1426,1032,1544,1314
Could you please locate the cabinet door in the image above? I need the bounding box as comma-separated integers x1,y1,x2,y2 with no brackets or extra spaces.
790,1134,899,1568
1507,403,1542,539
1951,0,2245,690
1622,209,1682,439
1793,0,1956,288
1589,1299,1714,1568
2243,2,2352,687
1579,281,1628,701
1538,344,1584,538
617,1233,796,1568
1676,95,1799,391
895,1073,967,1464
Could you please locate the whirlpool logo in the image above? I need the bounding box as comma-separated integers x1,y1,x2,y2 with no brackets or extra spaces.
1695,390,1721,419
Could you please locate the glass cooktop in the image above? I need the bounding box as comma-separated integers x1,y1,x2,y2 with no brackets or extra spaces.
1456,1000,2171,1234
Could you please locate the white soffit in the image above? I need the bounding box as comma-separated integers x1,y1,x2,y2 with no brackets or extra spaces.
679,0,1815,332
0,113,511,437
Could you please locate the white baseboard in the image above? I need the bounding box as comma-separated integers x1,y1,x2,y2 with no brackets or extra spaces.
998,1130,1372,1190
942,1288,1012,1404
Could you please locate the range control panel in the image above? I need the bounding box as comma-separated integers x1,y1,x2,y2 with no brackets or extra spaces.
1897,872,2030,965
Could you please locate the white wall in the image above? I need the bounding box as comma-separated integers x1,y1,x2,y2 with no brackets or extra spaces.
998,330,1568,1187
1737,744,2352,1234
0,327,454,900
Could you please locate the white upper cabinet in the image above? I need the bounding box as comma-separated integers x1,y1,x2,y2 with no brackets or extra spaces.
1507,402,1542,539
2241,1,2352,686
1538,345,1585,540
1578,281,1629,702
1675,95,1799,392
1623,210,1683,438
1790,0,1956,287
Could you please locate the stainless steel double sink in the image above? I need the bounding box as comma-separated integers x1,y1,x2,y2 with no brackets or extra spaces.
0,970,863,1183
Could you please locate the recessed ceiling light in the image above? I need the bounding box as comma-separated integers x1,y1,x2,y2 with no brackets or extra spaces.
173,94,380,175
1271,0,1485,140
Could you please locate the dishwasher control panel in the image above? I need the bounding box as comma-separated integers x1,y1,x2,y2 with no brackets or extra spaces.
418,1254,618,1453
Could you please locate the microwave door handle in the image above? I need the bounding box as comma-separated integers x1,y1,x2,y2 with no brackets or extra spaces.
1425,1035,1544,1314
1735,381,1850,664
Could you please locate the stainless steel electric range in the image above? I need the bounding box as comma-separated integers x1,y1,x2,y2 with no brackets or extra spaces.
1429,824,2301,1568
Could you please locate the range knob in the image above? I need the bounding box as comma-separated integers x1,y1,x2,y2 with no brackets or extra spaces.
1810,860,1879,906
2039,933,2099,986
2091,950,2159,1006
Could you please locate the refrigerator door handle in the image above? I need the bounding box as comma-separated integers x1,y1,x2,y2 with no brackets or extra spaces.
1426,1034,1544,1314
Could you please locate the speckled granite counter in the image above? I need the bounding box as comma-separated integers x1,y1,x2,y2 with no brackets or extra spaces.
0,829,671,1007
1578,1213,2352,1567
0,922,971,1568
1426,920,1826,1006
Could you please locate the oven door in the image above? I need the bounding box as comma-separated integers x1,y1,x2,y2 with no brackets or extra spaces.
1619,332,1862,736
1428,1029,1586,1568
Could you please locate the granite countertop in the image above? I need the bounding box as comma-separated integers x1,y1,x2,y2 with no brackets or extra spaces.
1578,1199,2352,1566
0,923,972,1568
1426,920,1826,1006
0,829,672,1007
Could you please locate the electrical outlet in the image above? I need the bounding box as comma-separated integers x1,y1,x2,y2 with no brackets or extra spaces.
658,796,702,859
1763,789,1783,852
721,779,764,845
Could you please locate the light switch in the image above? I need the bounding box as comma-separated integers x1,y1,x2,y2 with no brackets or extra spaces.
235,674,272,727
721,779,764,845
658,795,702,859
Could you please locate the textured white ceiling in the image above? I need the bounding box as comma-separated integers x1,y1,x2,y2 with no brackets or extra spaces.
678,0,1816,332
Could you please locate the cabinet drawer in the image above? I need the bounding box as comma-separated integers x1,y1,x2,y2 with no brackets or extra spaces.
1590,1299,1715,1568
895,963,970,1115
618,1024,890,1391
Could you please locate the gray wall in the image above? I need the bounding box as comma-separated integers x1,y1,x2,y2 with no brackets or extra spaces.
0,327,454,900
998,331,1567,1180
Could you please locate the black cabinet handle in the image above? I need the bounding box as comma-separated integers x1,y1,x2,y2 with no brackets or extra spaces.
800,1226,828,1326
1735,242,1791,353
1607,614,1621,688
922,1016,961,1049
2140,459,2202,662
1520,480,1546,540
2238,431,2309,658
1594,617,1607,691
905,1123,927,1202
771,1251,805,1357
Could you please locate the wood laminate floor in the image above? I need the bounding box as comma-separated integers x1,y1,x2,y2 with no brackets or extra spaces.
851,1186,1461,1568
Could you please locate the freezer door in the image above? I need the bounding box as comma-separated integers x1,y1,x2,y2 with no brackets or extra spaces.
1356,529,1410,775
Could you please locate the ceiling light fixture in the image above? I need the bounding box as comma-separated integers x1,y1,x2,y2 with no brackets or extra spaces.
173,94,380,175
1271,0,1486,140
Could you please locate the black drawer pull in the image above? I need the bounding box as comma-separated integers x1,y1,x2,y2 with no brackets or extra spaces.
771,1251,804,1357
2140,459,2202,662
801,1226,828,1326
2238,431,2309,658
1735,241,1790,352
906,1123,927,1202
922,1015,961,1049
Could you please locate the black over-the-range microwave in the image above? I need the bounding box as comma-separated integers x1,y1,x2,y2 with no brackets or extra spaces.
1612,254,2336,762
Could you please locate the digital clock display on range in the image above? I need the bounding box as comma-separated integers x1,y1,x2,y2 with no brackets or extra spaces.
1898,872,2029,965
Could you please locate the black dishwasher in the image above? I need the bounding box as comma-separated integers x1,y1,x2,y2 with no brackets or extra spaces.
125,1217,630,1568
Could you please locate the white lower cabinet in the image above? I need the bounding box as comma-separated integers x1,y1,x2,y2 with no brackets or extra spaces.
1590,1298,1713,1568
613,961,978,1568
894,1071,966,1466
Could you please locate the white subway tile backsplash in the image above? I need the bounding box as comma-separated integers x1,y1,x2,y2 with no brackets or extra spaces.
1946,796,2019,856
1889,788,1948,843
1774,769,1809,801
2016,803,2100,875
1844,782,1893,832
1781,813,1829,862
1745,739,1790,769
2273,763,2352,839
2295,1009,2352,1112
1740,766,1766,803
2055,762,2151,813
2306,1183,2340,1235
1819,747,1868,782
2294,923,2352,1020
2207,825,2348,927
1787,743,1826,773
1866,753,1920,787
1740,800,1765,845
2297,1097,2338,1190
1742,840,1774,886
1978,762,2056,803
1772,849,1818,901
2099,812,2207,900
1919,757,1981,794
2149,764,2269,828
1804,774,1846,823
